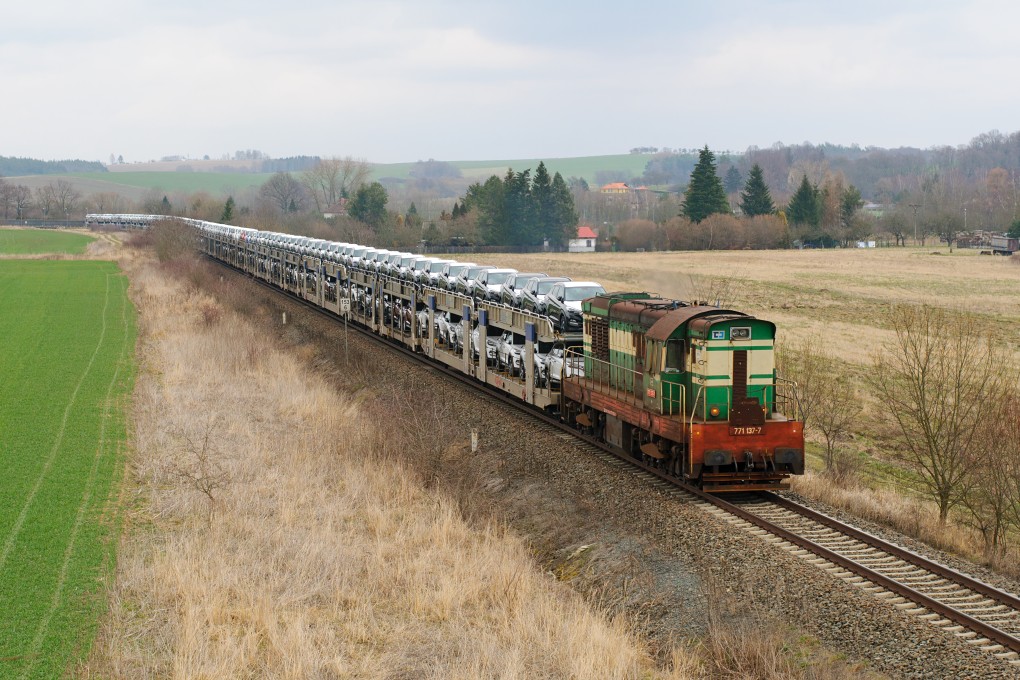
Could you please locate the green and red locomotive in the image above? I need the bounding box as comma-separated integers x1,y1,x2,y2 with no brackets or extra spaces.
560,292,804,491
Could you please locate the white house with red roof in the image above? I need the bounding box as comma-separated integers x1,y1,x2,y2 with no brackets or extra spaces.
569,225,597,253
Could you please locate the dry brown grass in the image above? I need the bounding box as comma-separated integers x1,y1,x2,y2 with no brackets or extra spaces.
85,249,692,678
791,473,981,556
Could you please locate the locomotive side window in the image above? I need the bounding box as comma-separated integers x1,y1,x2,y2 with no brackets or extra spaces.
664,339,684,372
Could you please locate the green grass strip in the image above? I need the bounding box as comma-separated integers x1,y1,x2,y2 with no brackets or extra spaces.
0,229,94,255
0,260,136,678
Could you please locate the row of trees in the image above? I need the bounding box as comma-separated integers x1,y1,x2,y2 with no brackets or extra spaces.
677,145,878,248
610,214,790,251
0,177,84,220
459,162,578,246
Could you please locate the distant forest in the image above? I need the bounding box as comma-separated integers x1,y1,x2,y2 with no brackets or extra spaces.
0,157,106,176
630,130,1020,204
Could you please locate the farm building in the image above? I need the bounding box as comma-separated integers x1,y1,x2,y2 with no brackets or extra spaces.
569,225,597,253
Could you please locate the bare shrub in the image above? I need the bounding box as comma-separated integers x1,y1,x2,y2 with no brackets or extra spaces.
679,273,737,307
614,219,658,251
776,334,862,472
814,379,862,472
1010,253,1020,265
168,419,230,520
960,378,1020,558
130,219,197,263
824,447,863,487
198,300,222,327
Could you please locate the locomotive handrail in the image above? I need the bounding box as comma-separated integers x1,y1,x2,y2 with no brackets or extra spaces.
691,381,800,423
565,348,686,415
773,376,803,422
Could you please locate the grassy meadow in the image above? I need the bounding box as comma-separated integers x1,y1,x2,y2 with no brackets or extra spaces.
478,246,1020,371
0,259,136,678
0,227,95,255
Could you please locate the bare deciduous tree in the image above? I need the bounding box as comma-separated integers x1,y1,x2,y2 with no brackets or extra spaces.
301,156,370,214
90,191,125,215
0,176,11,219
35,184,56,217
260,171,306,213
53,179,82,218
873,305,1004,524
815,376,862,472
10,184,31,218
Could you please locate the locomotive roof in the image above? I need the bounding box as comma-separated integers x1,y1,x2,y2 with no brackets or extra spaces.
645,306,753,341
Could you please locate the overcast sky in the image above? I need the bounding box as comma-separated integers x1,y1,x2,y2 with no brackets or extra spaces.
4,0,1018,164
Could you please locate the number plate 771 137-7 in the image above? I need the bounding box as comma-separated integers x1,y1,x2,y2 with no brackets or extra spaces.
729,426,763,436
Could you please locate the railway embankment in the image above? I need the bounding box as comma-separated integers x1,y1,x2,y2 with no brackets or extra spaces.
211,256,1019,679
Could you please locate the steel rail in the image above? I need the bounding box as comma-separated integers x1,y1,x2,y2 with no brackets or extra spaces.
762,492,1020,613
208,254,1020,658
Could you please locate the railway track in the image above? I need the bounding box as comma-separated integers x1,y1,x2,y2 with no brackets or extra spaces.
537,423,1020,665
220,257,1020,669
725,494,1020,657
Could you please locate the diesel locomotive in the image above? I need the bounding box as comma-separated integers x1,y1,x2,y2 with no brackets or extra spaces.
87,213,804,491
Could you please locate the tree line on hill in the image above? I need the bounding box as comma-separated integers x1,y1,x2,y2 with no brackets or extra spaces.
0,156,105,176
5,128,1020,251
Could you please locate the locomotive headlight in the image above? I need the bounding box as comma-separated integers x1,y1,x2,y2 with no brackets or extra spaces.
710,406,720,417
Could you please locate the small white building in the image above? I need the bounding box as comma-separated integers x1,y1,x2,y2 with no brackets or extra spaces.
568,225,597,253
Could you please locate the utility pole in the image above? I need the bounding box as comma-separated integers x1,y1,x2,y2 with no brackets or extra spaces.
908,203,921,245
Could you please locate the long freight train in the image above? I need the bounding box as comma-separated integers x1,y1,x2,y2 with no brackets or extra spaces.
88,214,804,491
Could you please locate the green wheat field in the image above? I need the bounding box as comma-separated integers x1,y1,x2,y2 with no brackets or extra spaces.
0,254,136,677
0,229,94,255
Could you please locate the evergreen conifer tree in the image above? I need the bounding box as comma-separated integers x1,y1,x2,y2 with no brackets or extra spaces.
505,169,536,245
349,182,389,228
739,164,775,216
681,146,730,223
786,175,820,227
549,172,578,246
724,165,743,194
221,196,235,223
532,161,553,243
